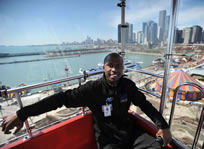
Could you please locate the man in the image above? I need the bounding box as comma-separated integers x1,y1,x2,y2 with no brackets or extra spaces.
1,53,171,149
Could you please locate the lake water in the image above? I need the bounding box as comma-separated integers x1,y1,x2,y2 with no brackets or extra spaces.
0,46,159,88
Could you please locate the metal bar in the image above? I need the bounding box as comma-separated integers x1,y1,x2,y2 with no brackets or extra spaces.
3,71,104,95
15,92,33,139
121,0,126,57
192,105,204,149
78,78,85,116
169,82,204,127
168,82,204,149
126,68,163,78
2,68,164,96
171,136,190,149
138,88,161,98
160,0,179,115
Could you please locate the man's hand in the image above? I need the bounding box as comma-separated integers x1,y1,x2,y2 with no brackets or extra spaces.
1,113,23,134
156,128,172,147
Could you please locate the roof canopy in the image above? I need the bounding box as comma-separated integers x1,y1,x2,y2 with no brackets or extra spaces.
155,70,203,101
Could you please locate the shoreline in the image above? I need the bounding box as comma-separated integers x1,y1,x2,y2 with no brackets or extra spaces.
113,49,163,56
125,50,163,56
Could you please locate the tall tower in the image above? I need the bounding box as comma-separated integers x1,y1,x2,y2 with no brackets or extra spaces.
142,21,157,45
142,22,148,43
137,31,143,44
118,22,133,43
191,25,202,43
164,15,170,41
157,10,166,42
184,27,192,44
202,31,204,43
150,22,158,44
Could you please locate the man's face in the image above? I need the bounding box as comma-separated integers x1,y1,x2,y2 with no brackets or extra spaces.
103,55,124,83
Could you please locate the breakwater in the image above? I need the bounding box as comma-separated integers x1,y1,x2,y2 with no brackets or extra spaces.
46,48,111,57
0,48,112,65
0,55,80,65
0,52,45,58
0,47,110,58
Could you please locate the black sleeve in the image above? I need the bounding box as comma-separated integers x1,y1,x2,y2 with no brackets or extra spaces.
17,81,96,122
129,81,169,129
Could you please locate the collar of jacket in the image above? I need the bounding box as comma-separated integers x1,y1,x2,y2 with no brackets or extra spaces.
102,73,126,88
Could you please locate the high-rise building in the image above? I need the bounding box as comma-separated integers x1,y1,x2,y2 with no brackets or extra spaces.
142,21,157,45
127,23,133,43
118,22,133,43
142,22,147,43
164,15,170,40
85,36,93,44
137,31,143,44
149,22,158,44
202,31,204,43
175,29,184,43
191,25,202,43
157,26,162,42
133,32,136,43
183,27,192,44
157,10,166,42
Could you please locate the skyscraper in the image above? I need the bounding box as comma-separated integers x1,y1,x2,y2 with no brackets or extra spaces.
85,36,93,44
149,22,158,44
175,29,183,43
142,21,157,45
202,31,204,43
191,25,202,43
133,32,136,43
137,31,143,44
157,10,166,42
118,22,133,43
142,22,147,43
164,15,170,40
126,23,133,43
184,27,192,44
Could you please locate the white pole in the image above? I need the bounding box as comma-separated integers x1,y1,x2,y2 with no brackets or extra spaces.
117,0,126,58
121,0,126,57
160,0,179,115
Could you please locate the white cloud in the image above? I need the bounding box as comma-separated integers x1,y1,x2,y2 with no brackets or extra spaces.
177,6,204,29
104,0,171,29
104,0,204,31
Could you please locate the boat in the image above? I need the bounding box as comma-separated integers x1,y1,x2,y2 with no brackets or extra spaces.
152,58,165,65
0,0,204,149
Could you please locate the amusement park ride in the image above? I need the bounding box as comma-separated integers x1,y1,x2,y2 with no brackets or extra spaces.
0,0,203,149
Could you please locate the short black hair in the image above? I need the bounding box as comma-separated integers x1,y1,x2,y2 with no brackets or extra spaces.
104,53,123,64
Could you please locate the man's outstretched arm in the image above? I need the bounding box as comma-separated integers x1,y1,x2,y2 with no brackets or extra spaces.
1,113,23,134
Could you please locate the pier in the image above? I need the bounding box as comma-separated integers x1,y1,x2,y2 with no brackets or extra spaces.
0,48,112,65
0,47,111,58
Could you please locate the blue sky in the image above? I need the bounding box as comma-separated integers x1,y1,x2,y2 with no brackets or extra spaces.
0,0,203,45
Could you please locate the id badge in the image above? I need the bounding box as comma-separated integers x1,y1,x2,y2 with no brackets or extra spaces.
102,104,112,117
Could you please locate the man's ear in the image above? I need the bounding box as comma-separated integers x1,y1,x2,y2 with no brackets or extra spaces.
103,65,105,70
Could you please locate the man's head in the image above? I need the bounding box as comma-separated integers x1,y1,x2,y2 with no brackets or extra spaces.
103,53,124,85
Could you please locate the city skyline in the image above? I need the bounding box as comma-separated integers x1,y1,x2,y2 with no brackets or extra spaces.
0,0,204,46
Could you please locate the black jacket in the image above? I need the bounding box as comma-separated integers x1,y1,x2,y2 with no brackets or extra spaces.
17,75,169,144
